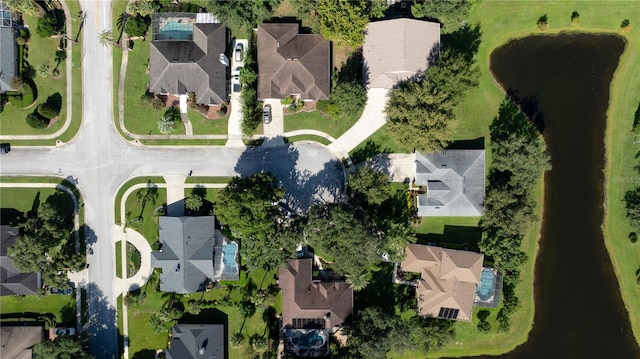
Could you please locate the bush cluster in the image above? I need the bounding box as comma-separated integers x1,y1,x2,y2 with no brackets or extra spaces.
36,10,63,38
7,80,36,108
26,112,48,128
37,102,59,119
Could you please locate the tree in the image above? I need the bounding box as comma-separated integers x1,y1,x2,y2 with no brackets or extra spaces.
425,48,480,104
368,0,387,19
33,336,94,359
185,194,203,212
537,14,549,30
345,270,371,291
127,0,155,17
306,203,380,277
411,0,470,34
37,11,62,38
382,222,415,262
231,332,244,348
98,29,116,47
348,166,392,206
251,335,267,352
330,81,367,115
37,102,59,119
624,187,640,229
316,0,369,47
186,300,202,315
157,115,176,134
5,0,38,14
385,80,456,152
136,181,158,215
347,307,405,359
125,15,150,37
207,0,279,34
149,311,171,333
26,112,48,128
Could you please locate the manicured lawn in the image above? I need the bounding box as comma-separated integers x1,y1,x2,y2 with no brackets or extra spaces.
0,187,74,227
184,176,233,184
1,12,67,136
140,139,227,146
113,176,165,224
284,109,362,139
188,108,229,135
0,293,76,326
124,187,167,246
115,240,122,279
285,134,331,146
58,0,83,144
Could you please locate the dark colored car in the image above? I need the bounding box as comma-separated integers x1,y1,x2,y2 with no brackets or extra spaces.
263,104,272,124
0,143,10,154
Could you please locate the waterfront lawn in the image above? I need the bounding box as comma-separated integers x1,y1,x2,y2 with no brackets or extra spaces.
124,187,167,246
1,12,67,136
284,108,361,140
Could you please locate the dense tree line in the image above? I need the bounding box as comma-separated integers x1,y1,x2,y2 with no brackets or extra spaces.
479,99,551,330
8,201,83,289
33,336,93,359
207,0,279,34
411,0,480,34
385,33,480,152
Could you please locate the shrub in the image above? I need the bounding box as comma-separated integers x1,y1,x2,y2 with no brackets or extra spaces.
571,11,580,25
281,96,294,105
0,94,6,113
151,97,164,110
231,332,244,348
26,112,47,128
8,80,36,108
537,14,548,30
125,15,151,37
621,19,630,29
331,81,367,115
36,11,62,38
37,102,59,119
630,232,638,244
316,100,331,111
37,63,50,77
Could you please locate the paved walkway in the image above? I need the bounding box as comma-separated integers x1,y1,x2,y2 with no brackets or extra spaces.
226,92,245,147
0,0,75,141
328,88,391,158
164,175,187,216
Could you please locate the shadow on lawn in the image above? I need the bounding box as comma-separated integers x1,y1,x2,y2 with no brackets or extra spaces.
416,225,482,251
355,262,415,315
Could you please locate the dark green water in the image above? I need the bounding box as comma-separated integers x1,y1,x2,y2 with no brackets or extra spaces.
487,34,640,358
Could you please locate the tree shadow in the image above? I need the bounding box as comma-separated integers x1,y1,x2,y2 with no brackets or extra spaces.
45,190,75,228
351,139,392,165
447,137,485,150
355,262,406,316
477,309,491,321
31,191,41,215
85,282,123,358
490,95,543,143
0,208,24,226
442,23,482,62
130,349,156,359
59,300,76,326
337,49,363,84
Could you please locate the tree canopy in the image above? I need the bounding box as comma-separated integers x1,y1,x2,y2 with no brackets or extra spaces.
207,0,279,34
316,0,369,47
411,0,472,34
348,166,392,207
33,336,94,359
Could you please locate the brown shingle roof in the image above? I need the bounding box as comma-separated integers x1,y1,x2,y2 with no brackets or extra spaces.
279,258,353,329
363,19,440,89
0,326,44,359
257,23,330,100
401,244,483,321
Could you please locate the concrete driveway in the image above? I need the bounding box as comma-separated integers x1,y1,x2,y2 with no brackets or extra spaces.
262,99,284,137
226,39,248,147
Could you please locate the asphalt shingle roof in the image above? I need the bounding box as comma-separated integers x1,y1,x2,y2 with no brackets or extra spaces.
1,225,41,296
0,26,17,94
166,324,225,359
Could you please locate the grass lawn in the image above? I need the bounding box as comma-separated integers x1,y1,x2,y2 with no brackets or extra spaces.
124,187,167,246
114,176,165,224
141,139,227,146
285,134,332,146
284,109,361,139
184,176,233,184
115,240,122,279
188,108,229,135
0,293,76,326
1,12,67,136
0,187,75,227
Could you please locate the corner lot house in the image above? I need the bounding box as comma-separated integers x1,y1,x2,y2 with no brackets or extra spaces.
151,216,238,293
363,18,440,89
0,325,44,359
414,150,485,216
401,244,484,321
1,225,42,296
149,13,228,105
164,324,224,359
257,23,330,100
279,258,353,357
0,2,17,94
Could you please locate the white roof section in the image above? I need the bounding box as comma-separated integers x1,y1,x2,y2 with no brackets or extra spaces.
195,12,219,23
363,18,440,89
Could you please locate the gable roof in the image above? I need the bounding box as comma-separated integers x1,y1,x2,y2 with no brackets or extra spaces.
151,217,221,293
415,150,485,216
257,23,330,100
401,244,483,321
279,258,353,329
0,26,17,94
166,324,224,359
363,19,440,89
1,225,42,296
0,326,44,359
149,13,227,105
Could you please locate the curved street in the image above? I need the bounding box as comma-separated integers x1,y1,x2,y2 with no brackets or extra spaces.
0,0,345,357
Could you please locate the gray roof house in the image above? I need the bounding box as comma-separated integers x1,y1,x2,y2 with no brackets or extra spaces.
415,150,485,217
1,225,42,296
0,2,17,94
363,18,440,89
0,325,45,359
149,13,228,105
151,216,238,293
165,324,225,359
257,23,330,100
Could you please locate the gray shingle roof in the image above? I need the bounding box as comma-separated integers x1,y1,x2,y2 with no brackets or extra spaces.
152,217,219,293
1,225,42,296
415,150,485,216
0,26,17,94
257,23,330,100
363,19,440,89
166,324,225,359
149,13,227,105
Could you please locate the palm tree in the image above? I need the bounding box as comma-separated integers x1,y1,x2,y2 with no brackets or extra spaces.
164,106,181,122
185,194,203,212
4,0,38,14
149,312,170,334
231,332,244,349
98,29,116,47
157,115,175,134
346,270,371,291
128,0,155,17
136,180,158,217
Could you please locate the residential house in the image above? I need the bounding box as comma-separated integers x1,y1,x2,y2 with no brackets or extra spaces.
0,325,45,359
363,18,440,89
257,23,330,101
401,244,484,321
414,150,485,217
151,216,238,294
0,1,17,94
164,324,225,359
1,225,42,296
149,13,228,106
279,258,353,357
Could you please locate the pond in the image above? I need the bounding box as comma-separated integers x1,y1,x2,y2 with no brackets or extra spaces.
487,33,639,357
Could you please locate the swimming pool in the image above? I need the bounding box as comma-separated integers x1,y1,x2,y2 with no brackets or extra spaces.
158,20,193,40
222,242,238,275
476,268,495,301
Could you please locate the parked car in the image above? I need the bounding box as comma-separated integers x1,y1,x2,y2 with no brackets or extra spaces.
232,75,241,93
0,143,10,154
263,104,272,124
53,327,76,336
234,43,244,62
233,66,243,77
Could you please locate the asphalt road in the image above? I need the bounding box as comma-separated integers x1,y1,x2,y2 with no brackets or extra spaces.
0,1,344,356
